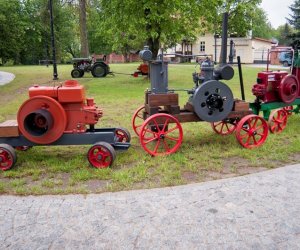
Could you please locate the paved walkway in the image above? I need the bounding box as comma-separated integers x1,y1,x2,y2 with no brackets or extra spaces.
0,71,15,85
1,164,300,249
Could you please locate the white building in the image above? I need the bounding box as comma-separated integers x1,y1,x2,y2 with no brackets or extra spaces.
167,33,275,64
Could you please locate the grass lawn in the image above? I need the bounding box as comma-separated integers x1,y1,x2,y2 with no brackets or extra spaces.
0,63,300,195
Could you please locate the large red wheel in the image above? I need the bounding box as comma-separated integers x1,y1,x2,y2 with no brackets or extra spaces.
268,109,288,134
283,106,293,116
87,142,116,169
132,105,145,136
235,115,268,149
139,113,183,156
17,96,67,144
0,144,17,171
211,119,237,135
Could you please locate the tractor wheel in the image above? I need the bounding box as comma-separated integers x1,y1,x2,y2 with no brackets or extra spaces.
211,119,237,135
115,127,131,143
87,142,116,169
71,69,83,78
268,109,288,134
132,105,145,136
139,113,183,156
0,144,17,171
235,115,268,149
91,63,107,77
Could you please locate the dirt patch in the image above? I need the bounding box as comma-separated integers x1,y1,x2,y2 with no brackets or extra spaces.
85,179,110,192
182,171,199,182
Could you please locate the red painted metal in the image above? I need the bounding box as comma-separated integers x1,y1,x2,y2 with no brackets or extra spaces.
283,106,293,116
235,115,268,148
133,63,149,77
17,96,67,144
0,144,15,171
268,109,288,133
211,120,236,135
115,128,131,142
252,71,299,104
278,75,299,103
132,105,145,136
17,80,103,144
139,113,183,156
87,143,114,168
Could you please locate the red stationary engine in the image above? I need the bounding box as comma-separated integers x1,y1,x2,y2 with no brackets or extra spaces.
252,70,299,104
17,80,102,144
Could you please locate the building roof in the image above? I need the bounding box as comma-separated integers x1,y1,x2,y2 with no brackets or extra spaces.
252,37,275,44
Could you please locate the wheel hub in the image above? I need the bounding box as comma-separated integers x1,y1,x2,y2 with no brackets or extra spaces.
97,154,103,160
206,94,224,110
0,156,3,163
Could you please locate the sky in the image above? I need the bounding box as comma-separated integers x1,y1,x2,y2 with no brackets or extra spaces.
260,0,294,28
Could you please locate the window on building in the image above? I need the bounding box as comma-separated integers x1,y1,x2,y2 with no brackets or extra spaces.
200,41,205,52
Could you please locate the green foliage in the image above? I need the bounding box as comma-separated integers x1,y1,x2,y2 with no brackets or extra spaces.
252,8,276,39
0,1,25,64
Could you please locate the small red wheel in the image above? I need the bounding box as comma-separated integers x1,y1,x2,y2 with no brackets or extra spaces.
0,144,17,171
268,109,288,134
139,113,183,156
115,127,131,142
132,105,145,136
283,106,293,116
211,119,237,135
87,142,116,169
235,115,268,149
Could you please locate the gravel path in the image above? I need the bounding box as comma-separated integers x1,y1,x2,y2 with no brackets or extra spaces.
0,71,15,85
1,164,300,249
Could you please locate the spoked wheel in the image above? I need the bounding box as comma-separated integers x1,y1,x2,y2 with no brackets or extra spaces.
115,127,131,142
132,105,145,136
0,144,17,171
211,119,237,135
87,142,116,169
235,115,268,149
139,113,183,156
268,109,288,134
283,106,293,116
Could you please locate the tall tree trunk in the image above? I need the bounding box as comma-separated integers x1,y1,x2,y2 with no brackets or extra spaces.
147,37,160,60
79,0,89,58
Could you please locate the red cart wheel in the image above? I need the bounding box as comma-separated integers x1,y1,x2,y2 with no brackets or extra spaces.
132,105,145,136
87,142,116,169
139,113,183,156
0,144,17,171
268,109,288,134
235,115,268,149
211,120,236,135
115,127,131,142
283,106,293,116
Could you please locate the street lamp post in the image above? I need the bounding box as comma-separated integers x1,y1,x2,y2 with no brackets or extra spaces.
49,0,58,80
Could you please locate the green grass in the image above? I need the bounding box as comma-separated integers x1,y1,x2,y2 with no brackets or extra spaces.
1,63,300,195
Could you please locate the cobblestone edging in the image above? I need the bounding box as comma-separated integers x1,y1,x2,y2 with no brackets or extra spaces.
1,164,300,249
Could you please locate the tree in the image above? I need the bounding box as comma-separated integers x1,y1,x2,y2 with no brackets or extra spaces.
287,0,300,31
0,1,25,64
252,7,275,39
98,0,215,59
79,0,89,57
274,23,294,46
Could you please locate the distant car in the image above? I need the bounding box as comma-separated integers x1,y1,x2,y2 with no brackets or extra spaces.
279,52,292,67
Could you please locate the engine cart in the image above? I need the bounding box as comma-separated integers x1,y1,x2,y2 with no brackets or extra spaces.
131,47,268,156
0,80,130,171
